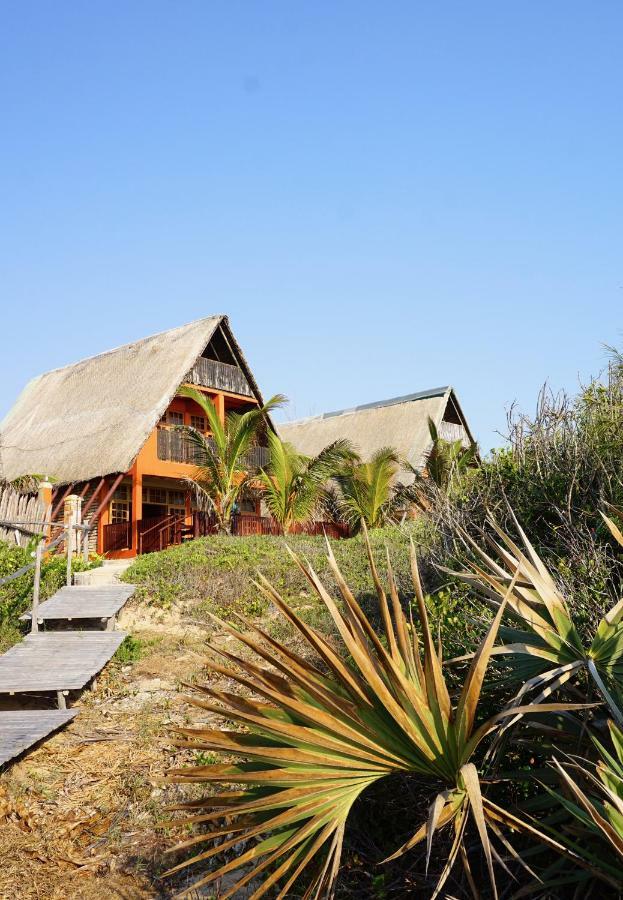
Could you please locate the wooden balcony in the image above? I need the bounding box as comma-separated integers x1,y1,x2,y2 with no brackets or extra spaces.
438,421,468,444
184,357,253,397
156,427,270,468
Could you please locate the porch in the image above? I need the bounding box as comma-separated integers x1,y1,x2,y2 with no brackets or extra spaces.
103,511,349,555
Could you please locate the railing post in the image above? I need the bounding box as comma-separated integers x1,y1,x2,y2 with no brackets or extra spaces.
82,524,90,564
63,494,80,586
66,526,73,585
31,538,43,633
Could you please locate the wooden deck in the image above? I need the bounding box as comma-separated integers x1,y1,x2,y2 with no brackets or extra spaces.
0,710,78,767
21,584,136,624
0,631,126,695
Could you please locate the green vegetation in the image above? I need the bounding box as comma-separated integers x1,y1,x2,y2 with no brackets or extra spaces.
413,415,478,496
123,520,439,624
166,534,576,899
114,634,144,664
439,355,623,619
257,432,353,532
164,525,622,898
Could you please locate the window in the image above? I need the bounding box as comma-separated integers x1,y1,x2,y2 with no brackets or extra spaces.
168,490,185,507
239,498,257,514
190,414,207,432
111,500,130,523
166,411,184,427
145,487,167,505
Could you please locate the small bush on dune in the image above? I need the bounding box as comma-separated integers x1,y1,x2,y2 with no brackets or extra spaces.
124,521,436,613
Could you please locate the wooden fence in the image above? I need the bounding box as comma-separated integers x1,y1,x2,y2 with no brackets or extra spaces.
0,485,46,547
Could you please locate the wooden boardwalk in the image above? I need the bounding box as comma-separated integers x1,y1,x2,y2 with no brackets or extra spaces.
21,584,136,626
0,631,127,696
0,578,136,764
0,710,78,767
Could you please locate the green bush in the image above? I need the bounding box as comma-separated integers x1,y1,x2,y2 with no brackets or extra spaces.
114,634,144,664
432,359,623,633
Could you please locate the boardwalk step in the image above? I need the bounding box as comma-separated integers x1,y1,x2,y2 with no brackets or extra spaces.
0,709,78,766
21,584,136,622
0,631,127,694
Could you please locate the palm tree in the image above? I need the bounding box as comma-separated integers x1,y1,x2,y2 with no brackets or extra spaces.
257,432,354,533
177,386,285,533
424,417,477,490
334,446,405,531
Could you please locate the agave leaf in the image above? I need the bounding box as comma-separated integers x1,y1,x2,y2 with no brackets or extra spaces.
461,762,497,898
601,509,623,548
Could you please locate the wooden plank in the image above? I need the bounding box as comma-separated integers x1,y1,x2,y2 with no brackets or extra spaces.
0,631,126,694
0,710,78,766
21,584,135,622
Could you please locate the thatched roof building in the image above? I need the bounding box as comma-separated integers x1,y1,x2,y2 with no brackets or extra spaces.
279,387,475,474
0,315,265,486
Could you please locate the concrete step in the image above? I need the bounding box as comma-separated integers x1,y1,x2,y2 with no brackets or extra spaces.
74,559,133,586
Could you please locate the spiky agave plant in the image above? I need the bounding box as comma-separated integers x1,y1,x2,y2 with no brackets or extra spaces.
547,719,623,888
164,534,583,899
447,511,623,730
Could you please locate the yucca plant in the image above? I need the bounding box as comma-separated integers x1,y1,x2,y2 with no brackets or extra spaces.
547,719,623,887
164,534,583,898
448,512,623,729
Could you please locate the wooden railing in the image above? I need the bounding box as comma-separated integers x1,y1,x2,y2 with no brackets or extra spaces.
438,421,468,443
156,428,269,468
184,357,253,397
103,521,132,553
192,511,349,541
157,428,194,463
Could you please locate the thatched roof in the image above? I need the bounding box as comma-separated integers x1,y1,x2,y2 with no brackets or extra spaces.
279,387,474,473
0,316,264,485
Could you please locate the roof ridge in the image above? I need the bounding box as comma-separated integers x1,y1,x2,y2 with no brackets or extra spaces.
281,387,451,426
28,315,225,379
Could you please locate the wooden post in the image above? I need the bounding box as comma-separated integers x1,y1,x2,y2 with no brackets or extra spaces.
83,524,90,564
31,539,43,634
66,527,73,586
131,468,142,554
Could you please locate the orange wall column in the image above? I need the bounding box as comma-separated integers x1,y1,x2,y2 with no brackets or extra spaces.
214,392,225,425
96,477,109,555
131,465,143,554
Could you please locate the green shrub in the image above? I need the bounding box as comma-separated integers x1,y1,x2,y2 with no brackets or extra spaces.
431,359,623,632
114,634,144,664
124,522,432,612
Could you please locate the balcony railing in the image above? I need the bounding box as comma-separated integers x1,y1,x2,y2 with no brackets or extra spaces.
184,357,253,397
157,427,270,469
438,421,468,444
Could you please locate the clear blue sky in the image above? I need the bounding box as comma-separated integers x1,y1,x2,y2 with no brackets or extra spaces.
1,3,621,453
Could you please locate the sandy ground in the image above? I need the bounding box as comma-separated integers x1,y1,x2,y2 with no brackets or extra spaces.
0,601,226,900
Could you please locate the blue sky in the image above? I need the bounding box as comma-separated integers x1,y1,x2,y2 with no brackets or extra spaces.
1,3,621,452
